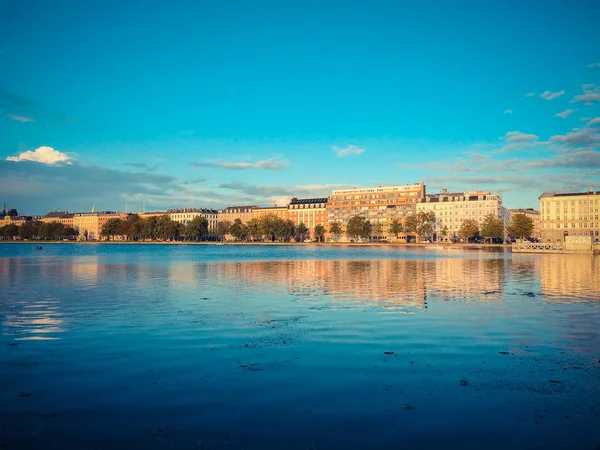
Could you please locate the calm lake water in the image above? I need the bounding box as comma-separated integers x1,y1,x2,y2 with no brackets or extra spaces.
1,244,599,449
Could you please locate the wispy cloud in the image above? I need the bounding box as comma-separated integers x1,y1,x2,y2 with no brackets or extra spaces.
504,109,513,114
218,181,353,200
7,113,34,122
540,90,565,101
192,158,289,171
589,62,600,68
6,146,72,165
586,117,600,127
555,109,576,119
550,128,600,146
332,144,365,158
505,131,539,142
571,84,600,104
525,92,536,98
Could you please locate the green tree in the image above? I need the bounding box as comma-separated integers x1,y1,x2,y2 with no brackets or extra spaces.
186,216,209,241
246,218,261,241
373,222,384,237
157,215,183,241
507,213,534,240
458,219,479,242
229,218,247,241
441,225,449,241
216,221,231,241
346,215,372,241
64,227,79,239
273,217,295,242
296,223,308,242
121,214,143,241
314,224,326,242
404,214,418,234
328,222,343,242
18,221,42,240
101,218,123,240
0,223,19,239
405,211,436,242
480,214,504,243
388,219,403,239
142,216,159,240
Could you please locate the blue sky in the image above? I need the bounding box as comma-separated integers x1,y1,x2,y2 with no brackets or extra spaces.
1,0,599,214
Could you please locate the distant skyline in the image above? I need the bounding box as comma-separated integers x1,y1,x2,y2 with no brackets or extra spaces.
1,0,599,214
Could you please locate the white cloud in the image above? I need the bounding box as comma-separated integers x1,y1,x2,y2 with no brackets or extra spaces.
504,109,513,114
540,90,565,101
7,114,35,123
550,128,600,145
6,146,72,165
589,62,600,68
525,92,536,97
505,131,539,142
332,144,365,158
572,84,600,104
192,158,289,170
555,109,576,119
586,117,600,127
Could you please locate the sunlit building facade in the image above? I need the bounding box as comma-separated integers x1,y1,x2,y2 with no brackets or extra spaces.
418,189,508,242
539,189,600,242
217,205,256,224
251,205,289,221
41,211,75,228
287,198,328,239
167,208,218,231
73,212,128,240
327,183,425,240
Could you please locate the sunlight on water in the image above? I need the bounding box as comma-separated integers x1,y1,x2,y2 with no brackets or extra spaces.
1,244,599,449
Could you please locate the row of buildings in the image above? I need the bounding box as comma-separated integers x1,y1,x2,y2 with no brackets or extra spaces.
3,184,599,242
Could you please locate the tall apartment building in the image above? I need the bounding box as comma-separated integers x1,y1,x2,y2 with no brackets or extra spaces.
508,208,541,241
287,198,328,239
251,205,288,221
167,208,218,231
539,189,600,242
327,183,425,240
218,205,256,224
417,189,507,242
73,211,128,240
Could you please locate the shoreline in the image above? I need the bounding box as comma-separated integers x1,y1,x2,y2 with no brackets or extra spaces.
0,240,511,249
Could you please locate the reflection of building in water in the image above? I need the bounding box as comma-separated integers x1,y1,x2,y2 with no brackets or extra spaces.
210,257,505,308
540,255,600,303
70,256,101,286
3,299,65,340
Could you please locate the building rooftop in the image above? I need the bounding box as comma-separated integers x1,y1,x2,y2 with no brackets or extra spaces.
219,205,256,212
289,198,328,205
167,208,218,213
44,211,72,219
540,190,598,199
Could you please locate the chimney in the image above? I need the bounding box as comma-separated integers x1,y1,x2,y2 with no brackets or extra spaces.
441,188,447,194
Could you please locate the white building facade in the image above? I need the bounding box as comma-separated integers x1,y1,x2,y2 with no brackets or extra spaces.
417,189,508,241
167,208,218,231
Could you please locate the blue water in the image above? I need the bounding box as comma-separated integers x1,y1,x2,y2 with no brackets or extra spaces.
1,243,599,449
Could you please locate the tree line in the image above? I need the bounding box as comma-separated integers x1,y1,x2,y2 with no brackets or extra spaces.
0,211,535,243
0,221,79,240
